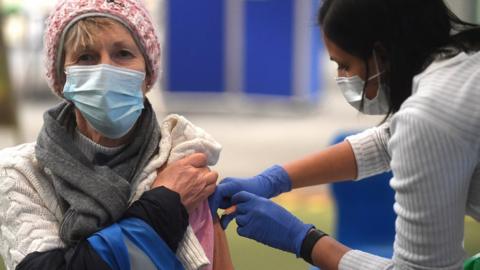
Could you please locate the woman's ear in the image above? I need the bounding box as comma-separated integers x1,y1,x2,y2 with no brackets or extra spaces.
142,71,152,93
60,71,66,85
373,42,389,73
373,42,387,62
53,67,67,96
58,70,67,94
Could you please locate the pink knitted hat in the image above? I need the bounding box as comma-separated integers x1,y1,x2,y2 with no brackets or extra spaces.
44,0,161,96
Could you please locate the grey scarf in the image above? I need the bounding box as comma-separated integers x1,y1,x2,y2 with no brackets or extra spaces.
35,101,160,246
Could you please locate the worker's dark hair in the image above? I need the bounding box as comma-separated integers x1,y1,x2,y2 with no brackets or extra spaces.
318,0,480,116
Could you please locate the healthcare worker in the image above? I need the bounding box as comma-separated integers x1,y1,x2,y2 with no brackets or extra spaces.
210,0,480,269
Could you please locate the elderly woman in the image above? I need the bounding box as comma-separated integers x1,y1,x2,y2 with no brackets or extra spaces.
0,0,232,269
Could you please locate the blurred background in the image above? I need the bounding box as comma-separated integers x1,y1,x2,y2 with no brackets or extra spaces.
0,0,479,269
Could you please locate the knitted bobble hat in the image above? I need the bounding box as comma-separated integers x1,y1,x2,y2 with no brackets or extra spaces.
44,0,161,96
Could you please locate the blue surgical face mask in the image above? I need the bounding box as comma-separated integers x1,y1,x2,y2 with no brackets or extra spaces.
63,64,146,139
335,52,389,115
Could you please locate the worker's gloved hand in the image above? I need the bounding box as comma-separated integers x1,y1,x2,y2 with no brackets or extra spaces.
229,191,313,256
209,165,292,216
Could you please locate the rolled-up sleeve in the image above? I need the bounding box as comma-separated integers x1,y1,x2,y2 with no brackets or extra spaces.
346,122,392,180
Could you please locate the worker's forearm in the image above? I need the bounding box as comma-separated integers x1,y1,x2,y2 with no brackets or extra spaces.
311,236,350,270
283,141,357,189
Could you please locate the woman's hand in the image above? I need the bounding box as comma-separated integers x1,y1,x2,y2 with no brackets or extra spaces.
152,153,218,213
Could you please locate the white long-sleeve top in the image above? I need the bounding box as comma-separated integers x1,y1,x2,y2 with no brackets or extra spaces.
0,114,222,270
341,51,480,269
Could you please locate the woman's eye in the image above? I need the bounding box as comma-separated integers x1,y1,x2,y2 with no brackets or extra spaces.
117,50,134,59
77,54,95,63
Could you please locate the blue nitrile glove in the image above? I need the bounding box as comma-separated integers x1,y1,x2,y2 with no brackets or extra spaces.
228,191,313,257
209,165,292,217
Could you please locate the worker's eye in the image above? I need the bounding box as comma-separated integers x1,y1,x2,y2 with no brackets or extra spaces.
337,64,348,71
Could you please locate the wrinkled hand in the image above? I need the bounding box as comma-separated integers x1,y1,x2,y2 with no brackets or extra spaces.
152,153,218,213
208,165,292,216
224,191,313,256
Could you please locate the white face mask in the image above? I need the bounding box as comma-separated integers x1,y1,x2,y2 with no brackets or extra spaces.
335,53,389,115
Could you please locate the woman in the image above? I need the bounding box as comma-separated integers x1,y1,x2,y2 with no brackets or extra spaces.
0,0,232,269
210,0,480,269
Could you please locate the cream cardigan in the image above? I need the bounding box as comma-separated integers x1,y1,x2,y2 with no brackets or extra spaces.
0,114,222,270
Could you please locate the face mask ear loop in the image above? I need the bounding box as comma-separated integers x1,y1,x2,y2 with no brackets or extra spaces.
367,51,385,81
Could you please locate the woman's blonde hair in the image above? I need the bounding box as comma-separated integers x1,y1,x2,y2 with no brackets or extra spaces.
64,17,115,59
